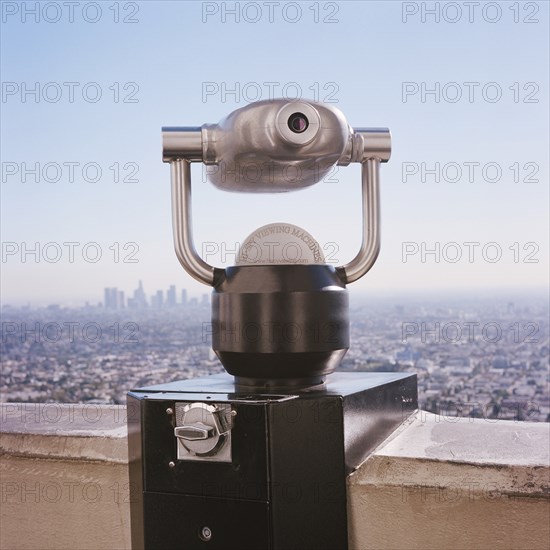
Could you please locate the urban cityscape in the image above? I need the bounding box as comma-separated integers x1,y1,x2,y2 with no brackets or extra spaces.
1,281,548,422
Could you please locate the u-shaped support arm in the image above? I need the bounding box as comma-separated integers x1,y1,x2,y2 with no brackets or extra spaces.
336,158,381,284
171,159,217,286
164,125,390,288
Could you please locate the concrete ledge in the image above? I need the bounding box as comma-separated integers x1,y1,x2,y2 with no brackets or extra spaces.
1,403,128,462
1,404,548,550
348,412,550,550
1,404,131,550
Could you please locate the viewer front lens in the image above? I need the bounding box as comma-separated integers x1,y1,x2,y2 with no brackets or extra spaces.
288,113,309,134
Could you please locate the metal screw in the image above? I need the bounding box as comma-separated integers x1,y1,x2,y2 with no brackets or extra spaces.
199,526,212,542
168,461,175,468
166,407,174,416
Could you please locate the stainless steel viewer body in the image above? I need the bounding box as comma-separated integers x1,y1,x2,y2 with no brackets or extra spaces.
163,99,391,388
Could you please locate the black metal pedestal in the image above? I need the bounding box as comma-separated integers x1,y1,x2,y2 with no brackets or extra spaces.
127,372,417,550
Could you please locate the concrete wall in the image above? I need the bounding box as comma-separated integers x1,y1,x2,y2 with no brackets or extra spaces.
1,404,548,550
1,404,130,550
348,412,550,550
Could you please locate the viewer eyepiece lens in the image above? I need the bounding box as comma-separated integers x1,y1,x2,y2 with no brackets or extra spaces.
288,113,309,134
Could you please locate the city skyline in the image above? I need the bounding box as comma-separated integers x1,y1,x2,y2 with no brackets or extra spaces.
103,280,209,310
2,280,548,310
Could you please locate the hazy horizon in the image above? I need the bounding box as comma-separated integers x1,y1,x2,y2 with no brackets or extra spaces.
2,284,548,310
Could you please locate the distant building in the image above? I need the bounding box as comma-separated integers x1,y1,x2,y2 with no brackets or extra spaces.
104,288,120,310
493,356,509,369
135,280,147,307
396,346,421,363
151,290,164,309
128,281,148,309
181,289,188,307
167,285,177,307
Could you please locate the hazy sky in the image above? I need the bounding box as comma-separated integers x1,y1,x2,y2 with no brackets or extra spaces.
1,1,548,305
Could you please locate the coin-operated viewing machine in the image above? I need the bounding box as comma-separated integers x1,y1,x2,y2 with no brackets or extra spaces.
128,100,418,550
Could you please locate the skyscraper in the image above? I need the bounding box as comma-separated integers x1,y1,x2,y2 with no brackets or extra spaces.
167,285,177,307
137,281,147,305
104,288,119,310
151,289,164,309
129,280,147,308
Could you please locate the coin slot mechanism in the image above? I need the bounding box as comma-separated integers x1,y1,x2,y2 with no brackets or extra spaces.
174,402,233,463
